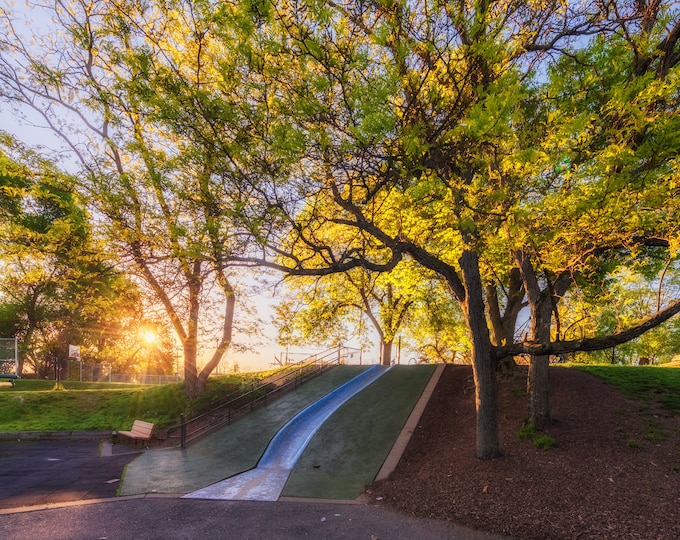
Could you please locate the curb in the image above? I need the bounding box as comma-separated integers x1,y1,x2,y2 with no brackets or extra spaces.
0,493,182,516
0,430,112,441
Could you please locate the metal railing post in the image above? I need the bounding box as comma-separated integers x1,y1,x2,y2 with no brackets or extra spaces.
180,414,187,449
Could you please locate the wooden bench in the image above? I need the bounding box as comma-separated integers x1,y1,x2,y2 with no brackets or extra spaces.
116,420,155,446
0,374,19,387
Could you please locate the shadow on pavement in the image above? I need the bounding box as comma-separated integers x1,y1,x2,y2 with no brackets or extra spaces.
0,440,139,510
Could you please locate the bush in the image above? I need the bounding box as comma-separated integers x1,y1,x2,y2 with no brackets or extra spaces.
533,435,556,450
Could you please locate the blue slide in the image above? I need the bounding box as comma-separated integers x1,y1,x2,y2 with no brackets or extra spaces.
184,364,389,501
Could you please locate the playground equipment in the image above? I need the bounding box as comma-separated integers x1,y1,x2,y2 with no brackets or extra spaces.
183,365,389,501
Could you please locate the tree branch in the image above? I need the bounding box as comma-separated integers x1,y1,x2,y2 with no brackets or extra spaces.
497,297,680,357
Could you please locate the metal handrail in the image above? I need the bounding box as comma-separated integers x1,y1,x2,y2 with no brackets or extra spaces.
168,346,360,448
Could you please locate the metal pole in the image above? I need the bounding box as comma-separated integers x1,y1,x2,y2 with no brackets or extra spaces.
180,414,186,448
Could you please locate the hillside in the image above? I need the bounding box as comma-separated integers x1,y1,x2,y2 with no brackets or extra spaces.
370,365,680,539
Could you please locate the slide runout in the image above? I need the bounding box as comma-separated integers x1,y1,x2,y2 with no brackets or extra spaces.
184,364,389,501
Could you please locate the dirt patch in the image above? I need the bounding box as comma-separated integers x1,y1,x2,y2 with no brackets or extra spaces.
369,365,680,539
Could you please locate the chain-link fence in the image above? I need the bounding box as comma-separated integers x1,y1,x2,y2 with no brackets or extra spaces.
0,338,18,374
66,359,180,384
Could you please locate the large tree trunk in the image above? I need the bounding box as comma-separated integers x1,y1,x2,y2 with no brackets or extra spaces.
183,338,205,398
529,292,554,429
381,340,393,365
183,266,205,398
460,250,499,459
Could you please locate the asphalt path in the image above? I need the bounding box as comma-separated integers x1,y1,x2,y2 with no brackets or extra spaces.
0,440,137,508
0,440,510,540
1,496,511,540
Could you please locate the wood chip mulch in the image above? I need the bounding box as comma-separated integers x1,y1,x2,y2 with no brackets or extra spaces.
369,365,680,539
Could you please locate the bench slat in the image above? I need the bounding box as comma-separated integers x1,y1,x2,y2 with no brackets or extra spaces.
117,420,154,442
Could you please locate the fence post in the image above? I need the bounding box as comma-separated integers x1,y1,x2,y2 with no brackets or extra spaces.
180,414,187,449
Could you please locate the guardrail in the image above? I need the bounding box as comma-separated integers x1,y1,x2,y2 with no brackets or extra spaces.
167,346,360,448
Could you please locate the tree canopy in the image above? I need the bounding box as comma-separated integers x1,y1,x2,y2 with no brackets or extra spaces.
0,134,158,377
0,0,678,455
0,0,274,395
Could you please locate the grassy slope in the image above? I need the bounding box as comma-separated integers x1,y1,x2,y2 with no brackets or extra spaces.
573,365,680,412
0,375,253,431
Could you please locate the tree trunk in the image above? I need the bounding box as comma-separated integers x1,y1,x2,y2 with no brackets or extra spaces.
183,267,204,398
486,270,523,374
527,354,550,430
183,338,205,398
199,279,236,382
515,250,554,430
528,296,553,429
381,340,393,366
525,295,554,429
460,250,500,459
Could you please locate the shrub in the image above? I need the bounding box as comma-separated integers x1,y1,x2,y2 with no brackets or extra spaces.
533,435,556,450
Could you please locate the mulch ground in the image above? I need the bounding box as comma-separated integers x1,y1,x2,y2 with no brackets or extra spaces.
369,365,680,539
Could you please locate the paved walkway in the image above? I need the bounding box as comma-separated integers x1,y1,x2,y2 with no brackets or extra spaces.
1,497,511,539
0,440,139,509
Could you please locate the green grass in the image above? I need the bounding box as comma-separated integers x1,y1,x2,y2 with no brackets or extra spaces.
0,373,265,432
573,365,680,413
515,423,536,441
628,439,641,449
533,434,556,450
515,423,556,450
